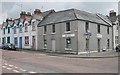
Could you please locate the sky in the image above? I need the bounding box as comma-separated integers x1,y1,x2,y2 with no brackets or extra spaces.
0,0,119,24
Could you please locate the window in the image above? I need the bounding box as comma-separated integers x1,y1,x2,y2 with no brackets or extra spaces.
25,36,29,45
44,26,47,34
2,37,6,45
14,27,16,34
52,24,55,33
19,25,22,33
14,37,18,46
3,28,5,34
85,22,89,32
98,24,100,33
25,23,28,32
66,38,71,48
8,27,10,34
66,22,70,31
32,21,36,31
115,36,119,44
107,39,110,48
86,38,89,50
43,38,47,48
107,26,109,34
7,37,10,44
116,24,119,30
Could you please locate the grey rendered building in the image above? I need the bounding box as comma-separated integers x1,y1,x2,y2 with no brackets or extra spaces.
37,9,112,54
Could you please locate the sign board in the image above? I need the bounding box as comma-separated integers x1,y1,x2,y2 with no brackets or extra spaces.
97,34,102,39
62,34,75,38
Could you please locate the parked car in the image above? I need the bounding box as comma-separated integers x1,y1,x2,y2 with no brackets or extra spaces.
115,44,120,52
2,43,16,50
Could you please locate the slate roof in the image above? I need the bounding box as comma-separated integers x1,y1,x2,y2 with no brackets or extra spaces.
38,9,112,27
96,13,112,26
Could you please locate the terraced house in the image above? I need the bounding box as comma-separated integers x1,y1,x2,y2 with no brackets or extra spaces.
1,9,55,50
1,8,114,54
108,10,119,49
37,9,113,54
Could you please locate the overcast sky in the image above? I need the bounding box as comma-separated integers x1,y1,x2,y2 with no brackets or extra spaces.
0,1,119,24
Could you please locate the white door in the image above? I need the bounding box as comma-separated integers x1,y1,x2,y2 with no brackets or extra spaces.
52,40,56,52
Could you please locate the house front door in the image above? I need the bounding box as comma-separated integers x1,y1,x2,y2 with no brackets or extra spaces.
32,36,36,49
52,40,56,52
19,37,22,49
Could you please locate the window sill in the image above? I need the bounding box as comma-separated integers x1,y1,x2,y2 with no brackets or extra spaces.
51,33,56,35
24,44,29,46
43,34,46,35
65,48,72,50
64,31,71,34
43,47,47,49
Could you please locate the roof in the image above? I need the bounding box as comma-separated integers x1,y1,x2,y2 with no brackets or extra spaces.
96,14,112,26
38,9,112,27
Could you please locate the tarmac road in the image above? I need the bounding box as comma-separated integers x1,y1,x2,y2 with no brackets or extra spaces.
2,49,118,73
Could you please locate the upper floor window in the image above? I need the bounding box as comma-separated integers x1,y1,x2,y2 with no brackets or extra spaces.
44,26,47,34
19,24,22,33
32,21,36,31
107,26,109,34
97,24,100,33
52,24,55,33
66,22,70,31
8,27,10,34
85,22,89,32
25,23,28,32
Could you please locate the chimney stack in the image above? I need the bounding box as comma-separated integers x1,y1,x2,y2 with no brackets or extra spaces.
109,10,116,17
20,11,26,19
34,9,41,15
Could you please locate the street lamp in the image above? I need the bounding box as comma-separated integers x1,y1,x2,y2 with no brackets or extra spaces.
84,30,92,56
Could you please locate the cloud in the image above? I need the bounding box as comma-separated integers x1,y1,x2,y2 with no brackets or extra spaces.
1,2,118,24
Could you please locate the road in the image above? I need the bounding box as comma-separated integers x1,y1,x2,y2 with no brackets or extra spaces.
2,49,118,73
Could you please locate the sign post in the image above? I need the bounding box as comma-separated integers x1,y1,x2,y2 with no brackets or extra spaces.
84,30,91,56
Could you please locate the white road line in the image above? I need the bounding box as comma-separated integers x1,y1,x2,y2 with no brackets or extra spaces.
13,70,20,73
14,66,18,69
6,67,12,70
8,65,14,67
29,71,37,73
19,68,27,72
2,66,7,68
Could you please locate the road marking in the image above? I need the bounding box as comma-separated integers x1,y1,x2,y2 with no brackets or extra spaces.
6,67,12,70
2,66,7,68
14,66,18,69
19,68,27,72
9,65,14,67
29,71,37,73
13,70,20,73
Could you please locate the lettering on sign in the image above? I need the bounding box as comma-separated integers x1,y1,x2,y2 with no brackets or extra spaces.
62,34,75,37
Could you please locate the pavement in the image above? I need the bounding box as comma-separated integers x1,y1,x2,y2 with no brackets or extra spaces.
18,49,119,58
